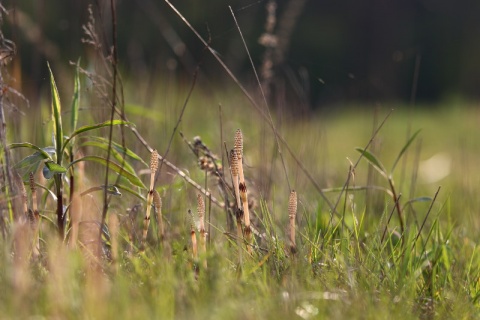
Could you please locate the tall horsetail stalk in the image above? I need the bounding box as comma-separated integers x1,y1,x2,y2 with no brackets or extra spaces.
235,129,252,254
142,150,159,248
230,149,243,264
197,194,207,269
288,190,297,255
188,209,198,262
153,190,164,244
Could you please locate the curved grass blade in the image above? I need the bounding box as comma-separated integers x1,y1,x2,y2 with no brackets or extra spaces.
47,62,63,161
71,59,81,132
88,136,148,166
69,155,146,189
61,120,132,153
355,147,387,178
404,196,432,207
115,184,147,202
80,141,136,174
8,143,53,160
391,129,422,174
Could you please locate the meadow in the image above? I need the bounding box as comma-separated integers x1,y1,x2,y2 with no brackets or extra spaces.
1,3,480,320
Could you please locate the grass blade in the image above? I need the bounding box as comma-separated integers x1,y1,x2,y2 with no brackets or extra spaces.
68,155,146,189
61,120,132,153
355,147,387,178
391,129,421,174
71,60,81,132
47,62,63,162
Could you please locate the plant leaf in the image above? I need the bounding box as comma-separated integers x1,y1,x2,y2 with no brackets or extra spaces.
47,62,63,161
62,120,132,153
80,135,147,166
405,196,432,207
80,141,136,174
71,59,81,133
43,160,67,179
8,142,53,159
113,184,147,201
355,147,387,178
68,155,146,189
391,129,422,174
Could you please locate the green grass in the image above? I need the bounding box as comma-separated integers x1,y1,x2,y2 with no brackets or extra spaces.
2,68,480,320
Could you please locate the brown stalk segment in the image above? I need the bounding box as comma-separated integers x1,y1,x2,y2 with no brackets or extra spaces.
288,190,297,255
197,194,207,269
153,190,164,243
189,210,198,262
234,129,244,182
239,182,252,254
142,150,159,248
230,149,241,208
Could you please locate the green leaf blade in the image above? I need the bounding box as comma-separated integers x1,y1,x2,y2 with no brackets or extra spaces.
355,147,387,178
47,62,63,160
391,129,422,174
68,155,146,189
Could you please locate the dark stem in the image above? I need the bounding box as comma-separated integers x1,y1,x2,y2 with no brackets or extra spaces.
55,174,64,239
388,178,404,236
101,0,118,239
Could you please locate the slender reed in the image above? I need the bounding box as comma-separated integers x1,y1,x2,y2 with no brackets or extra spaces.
142,149,159,248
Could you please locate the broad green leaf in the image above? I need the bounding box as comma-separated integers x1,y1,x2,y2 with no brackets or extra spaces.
8,142,53,160
391,129,422,174
71,60,81,132
14,152,47,180
47,62,63,160
43,160,67,179
68,155,146,189
61,120,132,153
355,147,387,178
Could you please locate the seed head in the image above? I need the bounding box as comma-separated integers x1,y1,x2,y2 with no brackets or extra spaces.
234,129,243,158
153,190,162,211
230,149,239,176
150,149,159,174
197,194,205,220
288,190,297,219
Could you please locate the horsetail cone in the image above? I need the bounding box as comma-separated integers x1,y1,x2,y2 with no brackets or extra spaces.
288,190,297,253
197,194,205,230
234,129,243,159
150,149,159,190
230,149,241,208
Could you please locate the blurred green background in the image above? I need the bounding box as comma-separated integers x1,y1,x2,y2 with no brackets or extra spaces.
3,0,480,110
